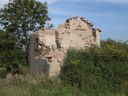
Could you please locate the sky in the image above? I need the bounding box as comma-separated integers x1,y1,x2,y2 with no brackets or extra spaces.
0,0,128,41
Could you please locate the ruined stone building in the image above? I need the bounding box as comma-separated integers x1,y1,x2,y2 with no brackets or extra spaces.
29,16,101,76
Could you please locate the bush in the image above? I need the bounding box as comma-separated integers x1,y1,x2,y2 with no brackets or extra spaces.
61,39,128,95
0,31,26,75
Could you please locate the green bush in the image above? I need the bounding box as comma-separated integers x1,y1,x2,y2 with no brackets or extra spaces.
61,39,128,95
0,31,26,75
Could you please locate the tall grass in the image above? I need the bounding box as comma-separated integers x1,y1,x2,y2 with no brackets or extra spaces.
0,76,83,96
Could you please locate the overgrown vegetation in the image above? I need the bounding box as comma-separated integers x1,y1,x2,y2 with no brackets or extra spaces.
0,30,26,76
61,39,128,96
0,39,128,96
0,76,83,96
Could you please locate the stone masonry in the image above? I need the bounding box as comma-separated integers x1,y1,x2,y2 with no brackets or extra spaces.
28,16,101,76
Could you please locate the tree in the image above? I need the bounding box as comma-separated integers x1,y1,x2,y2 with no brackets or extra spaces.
0,0,50,64
0,30,26,74
0,0,50,45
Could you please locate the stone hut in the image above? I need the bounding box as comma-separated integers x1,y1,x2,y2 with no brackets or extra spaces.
28,16,101,76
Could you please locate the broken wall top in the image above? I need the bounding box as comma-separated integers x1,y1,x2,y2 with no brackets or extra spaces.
58,16,93,30
30,16,101,50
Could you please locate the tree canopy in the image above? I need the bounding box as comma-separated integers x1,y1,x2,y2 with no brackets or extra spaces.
0,30,26,73
0,0,50,46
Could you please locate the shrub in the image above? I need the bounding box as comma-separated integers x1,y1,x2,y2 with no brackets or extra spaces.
0,31,26,75
61,39,128,95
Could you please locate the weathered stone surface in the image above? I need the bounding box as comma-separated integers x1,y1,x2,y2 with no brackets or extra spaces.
6,73,14,83
29,16,101,76
14,74,24,81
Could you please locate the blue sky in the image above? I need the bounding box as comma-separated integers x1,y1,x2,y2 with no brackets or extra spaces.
1,0,128,40
43,0,128,41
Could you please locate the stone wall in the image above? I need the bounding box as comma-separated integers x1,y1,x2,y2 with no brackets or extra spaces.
29,16,101,76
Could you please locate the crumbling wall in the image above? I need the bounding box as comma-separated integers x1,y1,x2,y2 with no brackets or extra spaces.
57,17,96,49
29,29,57,75
93,29,101,46
29,16,101,76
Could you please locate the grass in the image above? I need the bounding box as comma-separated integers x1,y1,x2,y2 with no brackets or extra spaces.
0,75,127,96
0,76,83,96
0,76,127,96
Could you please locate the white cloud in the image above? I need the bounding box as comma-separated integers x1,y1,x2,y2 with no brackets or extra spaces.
96,0,128,4
1,0,128,7
0,0,58,8
36,0,58,4
53,0,128,4
0,0,9,8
